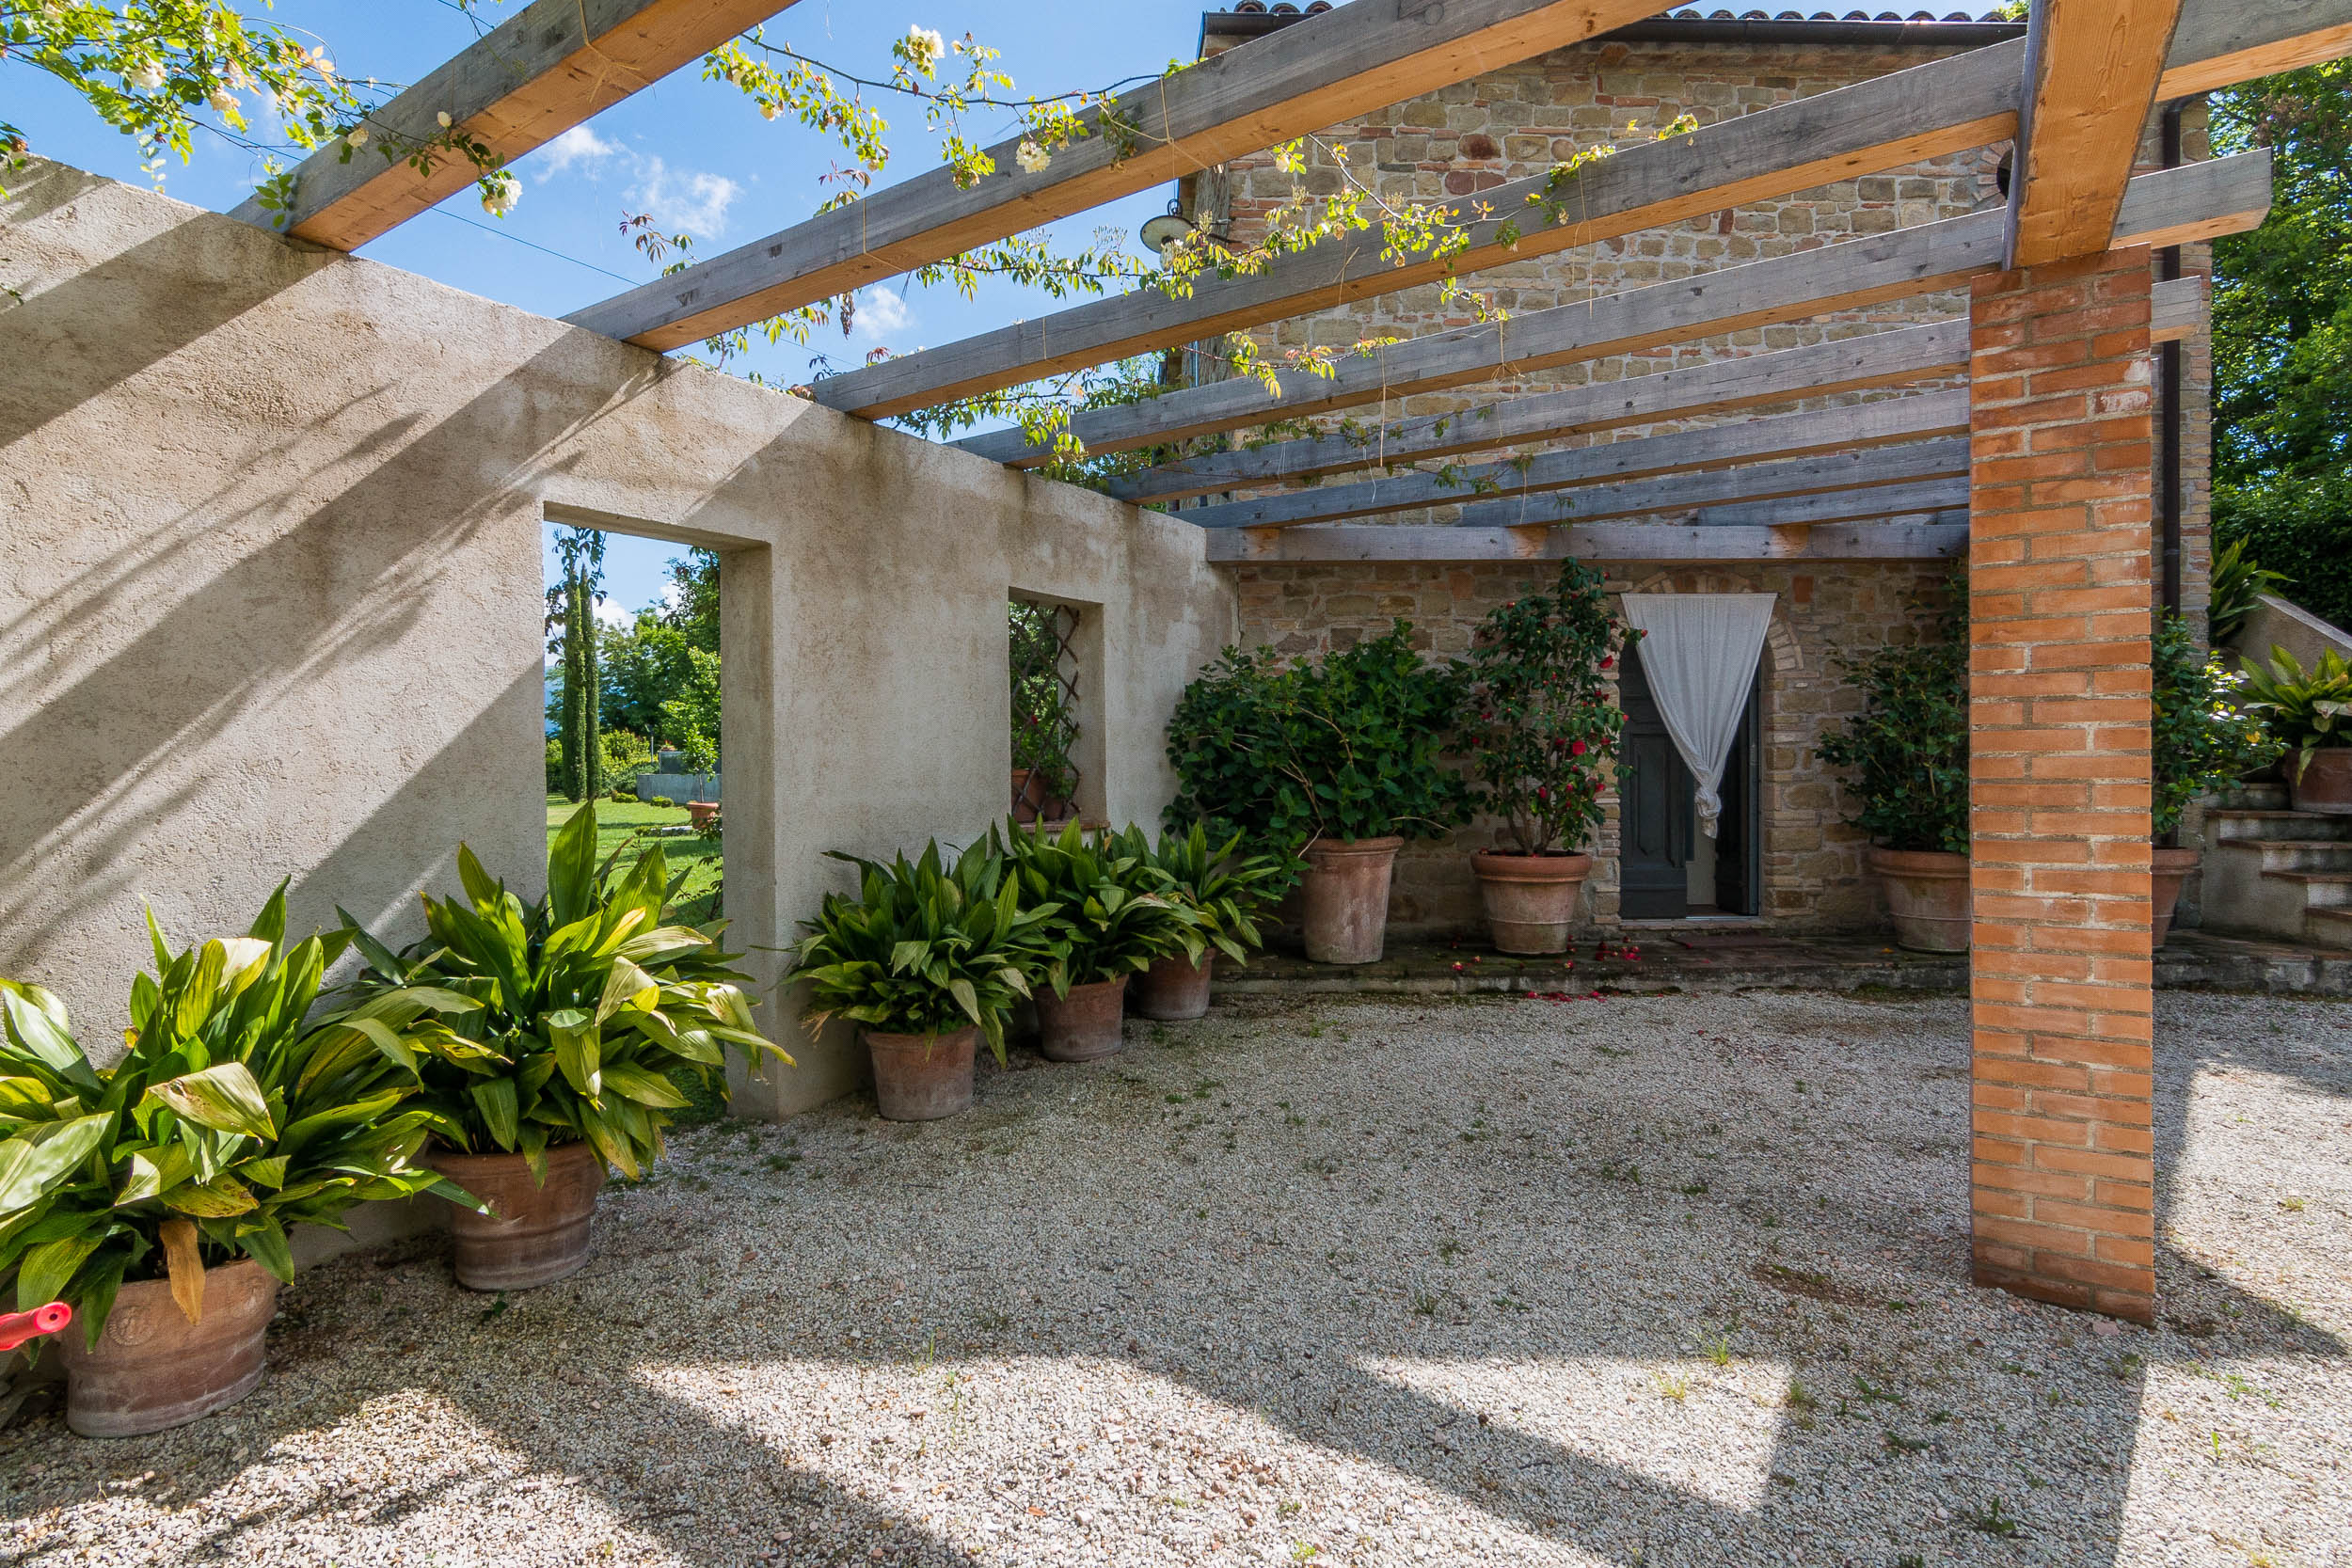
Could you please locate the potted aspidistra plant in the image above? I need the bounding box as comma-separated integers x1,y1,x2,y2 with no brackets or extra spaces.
338,803,794,1291
1109,823,1292,1020
0,886,479,1438
1167,626,1470,965
1451,559,1630,954
791,838,1052,1119
2153,613,2278,942
2237,644,2352,815
1816,580,1971,952
997,821,1200,1060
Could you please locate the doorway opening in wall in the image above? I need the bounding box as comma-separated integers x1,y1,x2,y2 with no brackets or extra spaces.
543,519,725,926
1009,596,1083,827
1616,641,1762,921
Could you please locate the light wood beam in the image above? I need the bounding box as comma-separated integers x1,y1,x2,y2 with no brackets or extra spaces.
229,0,796,249
2005,0,2190,270
1205,517,1968,563
2158,0,2352,99
955,154,2265,467
563,0,1672,350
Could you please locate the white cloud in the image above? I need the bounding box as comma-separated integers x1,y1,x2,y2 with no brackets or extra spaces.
534,124,619,182
856,287,914,341
594,598,632,630
630,156,740,239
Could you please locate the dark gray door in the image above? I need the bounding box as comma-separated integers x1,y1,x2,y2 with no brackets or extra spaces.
1713,671,1763,918
1617,642,1691,920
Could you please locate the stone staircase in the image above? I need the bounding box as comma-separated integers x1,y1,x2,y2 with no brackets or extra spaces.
2203,783,2352,949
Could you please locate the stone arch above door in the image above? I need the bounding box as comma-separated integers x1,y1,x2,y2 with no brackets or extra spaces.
1623,570,1802,677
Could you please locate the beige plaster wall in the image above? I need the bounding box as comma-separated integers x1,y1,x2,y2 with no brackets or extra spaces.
0,160,1233,1117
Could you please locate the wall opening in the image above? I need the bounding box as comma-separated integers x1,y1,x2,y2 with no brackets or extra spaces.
1616,645,1762,921
1008,593,1107,827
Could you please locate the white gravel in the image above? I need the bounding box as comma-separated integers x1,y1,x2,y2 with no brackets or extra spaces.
5,989,2348,1568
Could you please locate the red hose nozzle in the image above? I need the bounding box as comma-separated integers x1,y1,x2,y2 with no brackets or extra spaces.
0,1302,72,1354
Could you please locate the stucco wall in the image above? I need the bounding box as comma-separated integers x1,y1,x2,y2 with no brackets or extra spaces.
0,159,1234,1117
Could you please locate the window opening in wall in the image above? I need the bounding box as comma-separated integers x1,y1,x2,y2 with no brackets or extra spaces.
544,520,725,923
1009,597,1082,824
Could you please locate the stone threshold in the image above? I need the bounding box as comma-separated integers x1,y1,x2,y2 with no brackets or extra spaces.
1215,929,2352,1000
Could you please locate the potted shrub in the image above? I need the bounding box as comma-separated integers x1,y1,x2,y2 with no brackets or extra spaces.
2238,645,2352,814
791,839,1051,1119
2153,612,2279,942
0,886,479,1437
999,821,1200,1060
1816,582,1971,952
1168,626,1470,964
1451,560,1630,954
1110,823,1292,1020
339,803,793,1291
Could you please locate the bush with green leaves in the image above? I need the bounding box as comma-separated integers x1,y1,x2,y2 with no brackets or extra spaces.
1104,823,1290,964
790,838,1054,1060
1167,625,1470,850
1452,559,1632,855
2237,644,2352,781
2153,612,2279,832
997,821,1201,996
0,885,480,1347
337,804,792,1182
2208,538,2291,646
1815,579,1970,855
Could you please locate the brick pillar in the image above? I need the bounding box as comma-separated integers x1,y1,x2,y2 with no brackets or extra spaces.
1965,247,2158,1323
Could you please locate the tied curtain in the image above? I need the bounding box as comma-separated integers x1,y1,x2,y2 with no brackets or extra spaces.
1620,594,1776,838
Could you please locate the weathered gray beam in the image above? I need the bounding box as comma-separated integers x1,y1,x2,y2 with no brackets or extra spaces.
812,39,2023,420
563,0,1671,350
229,0,795,248
956,153,2266,467
1205,517,1969,563
2158,0,2352,99
1120,271,2207,502
1445,440,1968,531
1178,388,1969,530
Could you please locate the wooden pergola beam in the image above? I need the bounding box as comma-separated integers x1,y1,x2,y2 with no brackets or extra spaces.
2005,0,2190,270
562,0,1672,351
1443,441,1969,531
955,154,2265,467
1178,388,1969,530
229,0,796,249
1205,517,1969,564
2156,0,2352,99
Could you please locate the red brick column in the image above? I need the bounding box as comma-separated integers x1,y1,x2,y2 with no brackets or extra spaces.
1965,247,2158,1323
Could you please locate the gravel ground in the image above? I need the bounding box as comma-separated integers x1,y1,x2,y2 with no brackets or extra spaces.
4,989,2347,1568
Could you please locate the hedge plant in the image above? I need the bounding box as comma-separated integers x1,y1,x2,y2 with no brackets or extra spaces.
1815,579,1970,855
2153,612,2278,832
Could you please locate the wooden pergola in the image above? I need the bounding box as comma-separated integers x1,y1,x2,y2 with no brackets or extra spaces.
240,0,2352,1322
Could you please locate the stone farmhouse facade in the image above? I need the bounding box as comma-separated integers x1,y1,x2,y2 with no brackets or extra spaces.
1169,5,2217,938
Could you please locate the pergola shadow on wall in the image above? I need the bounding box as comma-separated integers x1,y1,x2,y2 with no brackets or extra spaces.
8,0,2352,1323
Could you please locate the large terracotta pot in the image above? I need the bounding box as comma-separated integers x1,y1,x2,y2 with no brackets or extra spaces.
866,1026,977,1120
2289,750,2352,815
1035,976,1128,1062
2151,846,2201,947
56,1259,279,1437
1868,847,1971,953
1300,836,1404,965
1131,953,1215,1021
1470,850,1594,955
430,1142,607,1291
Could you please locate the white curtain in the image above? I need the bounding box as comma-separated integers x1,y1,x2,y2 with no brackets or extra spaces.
1620,594,1777,838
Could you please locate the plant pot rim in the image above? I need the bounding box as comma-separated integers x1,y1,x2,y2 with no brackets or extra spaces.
1304,834,1405,856
865,1023,981,1047
428,1139,601,1170
1048,974,1131,995
2151,845,2203,867
1867,846,1970,872
1472,849,1595,880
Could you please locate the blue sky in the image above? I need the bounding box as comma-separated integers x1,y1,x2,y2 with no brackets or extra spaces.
11,1,1215,611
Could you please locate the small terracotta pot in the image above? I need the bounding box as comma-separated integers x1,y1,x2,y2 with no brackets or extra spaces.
2290,750,2352,815
1035,976,1128,1062
2151,846,2201,947
686,800,721,831
1009,769,1074,825
56,1259,279,1438
1868,846,1971,953
866,1026,977,1120
429,1142,607,1291
1470,850,1593,955
1300,836,1404,965
1131,953,1215,1021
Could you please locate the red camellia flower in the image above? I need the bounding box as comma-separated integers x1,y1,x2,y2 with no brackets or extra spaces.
1571,740,1586,756
1600,656,1614,669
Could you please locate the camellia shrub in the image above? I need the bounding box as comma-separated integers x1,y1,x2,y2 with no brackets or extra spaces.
2153,611,2278,832
1815,578,1969,854
1452,559,1632,856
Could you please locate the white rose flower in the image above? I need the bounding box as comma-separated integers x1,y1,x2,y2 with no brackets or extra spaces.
906,24,944,71
1015,139,1051,176
208,87,239,114
127,60,165,92
345,125,370,149
480,170,519,217
760,102,778,121
437,111,453,129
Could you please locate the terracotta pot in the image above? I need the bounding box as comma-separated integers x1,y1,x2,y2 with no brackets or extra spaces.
686,800,721,830
1131,953,1215,1021
1009,769,1073,826
2151,846,2201,947
429,1141,606,1291
1300,836,1404,965
1035,976,1128,1062
866,1026,977,1120
1470,850,1594,955
1868,846,1971,953
56,1259,278,1438
2289,749,2352,815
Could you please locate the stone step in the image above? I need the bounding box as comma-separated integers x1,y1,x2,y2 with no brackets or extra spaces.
2305,906,2352,951
2225,838,2352,874
2258,868,2352,910
2209,782,2289,811
2208,809,2352,845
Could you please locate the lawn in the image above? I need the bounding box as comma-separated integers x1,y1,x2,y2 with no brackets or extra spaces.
545,795,724,928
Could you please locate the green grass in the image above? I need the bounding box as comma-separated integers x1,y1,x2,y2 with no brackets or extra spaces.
545,795,723,926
